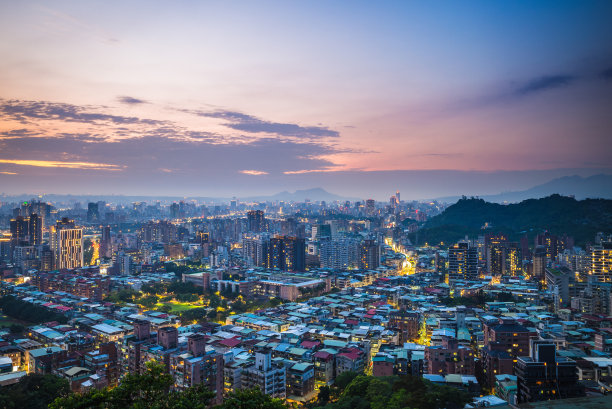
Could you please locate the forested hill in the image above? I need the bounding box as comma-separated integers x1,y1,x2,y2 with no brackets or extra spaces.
412,194,612,246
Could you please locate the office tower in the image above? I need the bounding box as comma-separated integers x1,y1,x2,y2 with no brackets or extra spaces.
100,226,112,259
485,234,507,275
591,242,612,283
281,218,297,236
50,218,83,270
247,210,266,233
87,202,99,223
515,341,584,403
311,224,332,241
365,199,376,215
9,216,29,248
358,239,380,270
533,245,547,280
9,214,42,260
28,214,42,246
396,190,400,203
447,241,478,281
170,202,180,219
265,236,305,272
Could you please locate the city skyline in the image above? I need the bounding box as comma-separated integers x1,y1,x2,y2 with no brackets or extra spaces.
1,1,612,199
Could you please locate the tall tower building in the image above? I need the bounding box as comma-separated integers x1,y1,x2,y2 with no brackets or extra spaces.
247,210,266,233
100,226,112,259
591,242,612,283
87,202,100,223
51,218,83,270
358,239,380,270
28,214,42,246
447,241,478,281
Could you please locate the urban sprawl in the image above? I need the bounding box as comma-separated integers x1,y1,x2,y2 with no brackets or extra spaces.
0,193,611,408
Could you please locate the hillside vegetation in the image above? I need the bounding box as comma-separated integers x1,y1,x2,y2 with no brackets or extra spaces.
411,194,612,246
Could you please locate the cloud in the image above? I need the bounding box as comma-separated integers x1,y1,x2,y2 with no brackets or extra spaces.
0,159,121,170
118,96,148,105
239,170,269,175
0,128,35,138
0,171,18,175
515,75,576,96
0,99,164,125
193,110,340,138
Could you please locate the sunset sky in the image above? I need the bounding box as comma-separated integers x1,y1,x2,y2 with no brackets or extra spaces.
1,1,611,199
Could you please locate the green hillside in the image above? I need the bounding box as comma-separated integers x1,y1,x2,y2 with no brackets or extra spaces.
411,194,612,246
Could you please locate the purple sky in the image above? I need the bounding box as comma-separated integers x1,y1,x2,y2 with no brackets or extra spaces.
1,1,611,199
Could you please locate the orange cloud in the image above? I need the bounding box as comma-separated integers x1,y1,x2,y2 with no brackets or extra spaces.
0,171,18,175
239,169,269,175
0,159,121,170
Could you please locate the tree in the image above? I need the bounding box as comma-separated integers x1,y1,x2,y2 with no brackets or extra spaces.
216,388,288,409
317,385,331,406
333,371,359,391
50,361,214,409
0,373,70,409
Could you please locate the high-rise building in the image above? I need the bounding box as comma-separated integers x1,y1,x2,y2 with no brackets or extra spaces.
591,242,612,283
365,199,376,215
485,234,507,275
532,245,547,280
447,241,478,281
9,216,29,248
320,237,359,270
50,218,83,270
247,210,266,233
311,224,332,241
242,234,270,267
266,236,305,272
10,214,42,247
100,226,112,259
87,202,100,223
358,239,380,270
534,232,563,261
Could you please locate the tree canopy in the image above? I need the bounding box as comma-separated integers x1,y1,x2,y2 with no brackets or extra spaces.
0,373,70,409
49,361,288,409
312,374,471,409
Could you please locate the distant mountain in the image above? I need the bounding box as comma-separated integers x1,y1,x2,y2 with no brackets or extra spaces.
243,188,356,202
435,174,612,203
0,188,355,204
412,194,612,246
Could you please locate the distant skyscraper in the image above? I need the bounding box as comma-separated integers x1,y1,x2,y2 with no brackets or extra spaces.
9,216,29,248
365,199,376,215
50,218,83,270
87,202,100,223
247,210,266,233
100,226,112,259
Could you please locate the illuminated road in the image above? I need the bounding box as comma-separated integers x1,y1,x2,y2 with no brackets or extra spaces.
385,237,416,275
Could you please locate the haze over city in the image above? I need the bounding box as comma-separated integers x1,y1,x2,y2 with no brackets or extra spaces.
1,1,612,199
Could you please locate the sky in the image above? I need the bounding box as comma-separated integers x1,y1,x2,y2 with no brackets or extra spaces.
1,1,611,200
